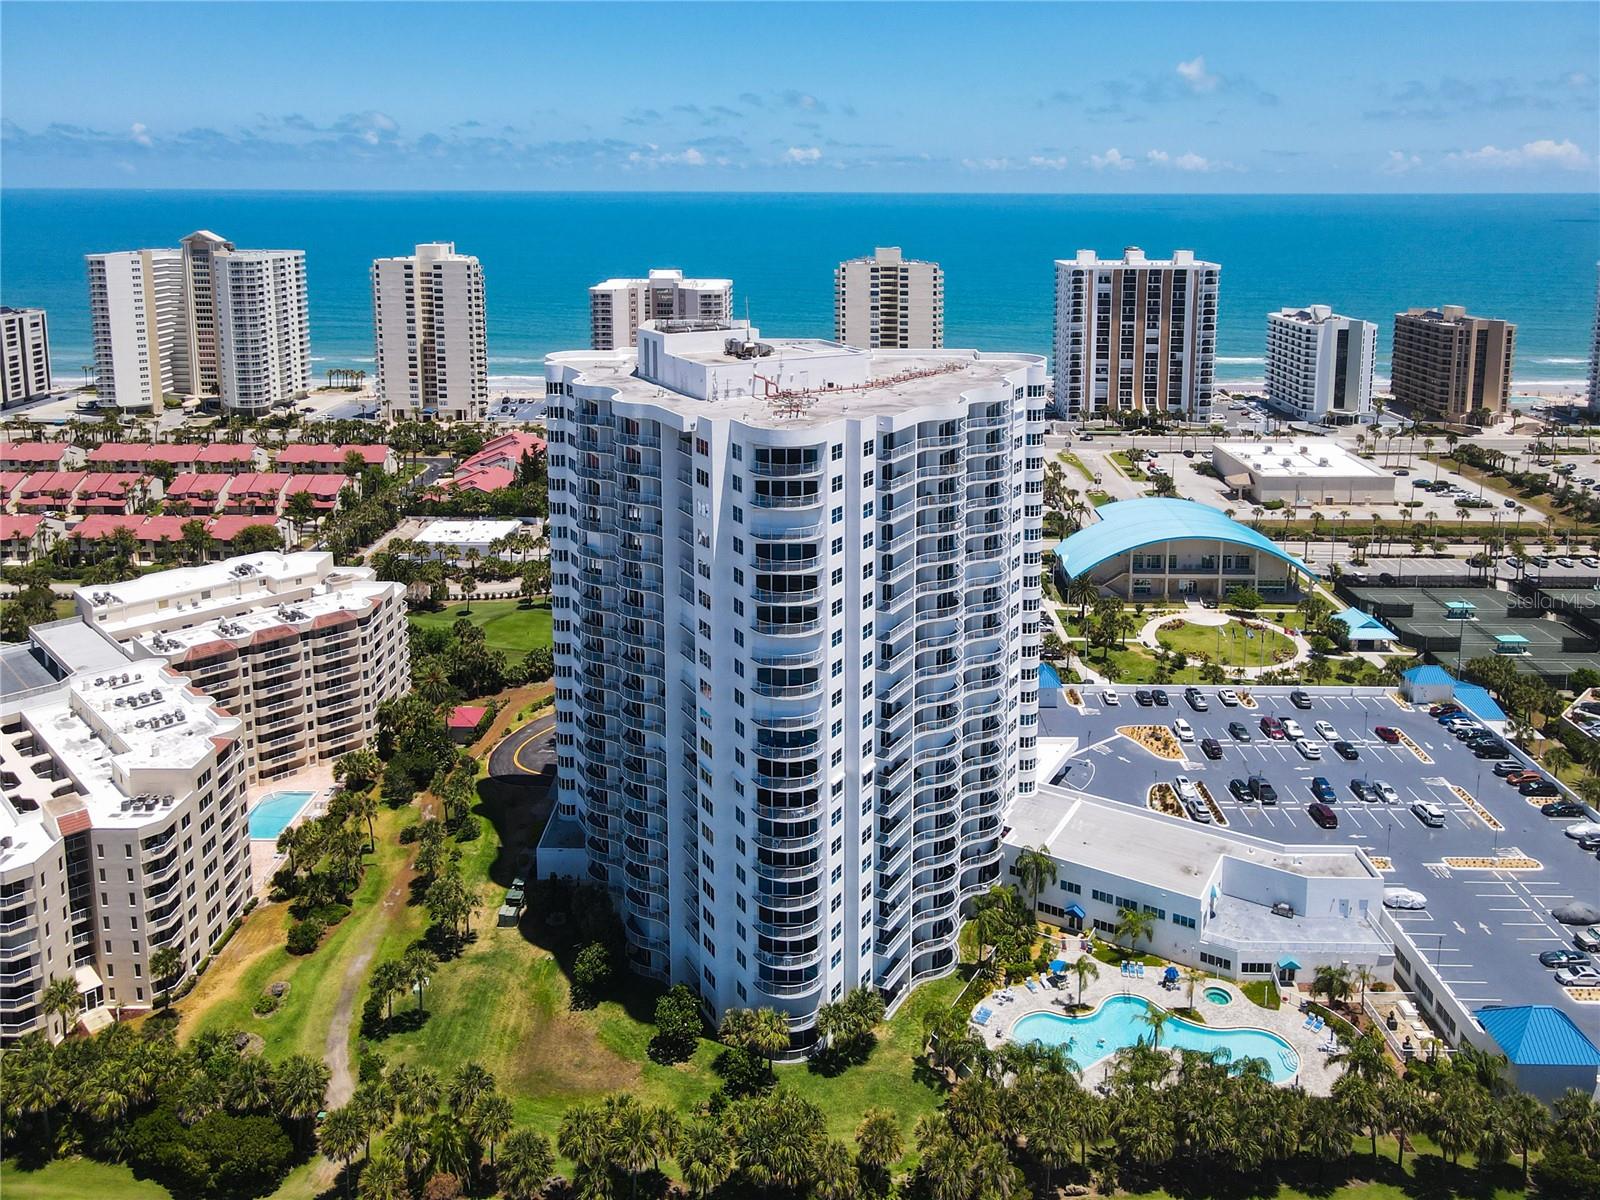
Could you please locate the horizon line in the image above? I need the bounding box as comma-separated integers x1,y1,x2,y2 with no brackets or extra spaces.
3,186,1597,199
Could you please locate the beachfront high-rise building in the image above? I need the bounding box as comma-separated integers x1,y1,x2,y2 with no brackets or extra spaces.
86,232,310,417
74,552,409,785
541,319,1046,1036
1587,263,1600,414
1390,306,1516,425
834,247,944,350
1,624,251,1043
589,270,733,350
1264,306,1376,425
373,242,489,423
1052,247,1219,422
2,307,53,406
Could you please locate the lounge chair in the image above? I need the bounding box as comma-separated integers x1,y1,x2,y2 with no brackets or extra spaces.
1303,1014,1317,1029
1025,979,1039,993
1312,1016,1325,1032
1137,964,1146,978
973,1007,992,1027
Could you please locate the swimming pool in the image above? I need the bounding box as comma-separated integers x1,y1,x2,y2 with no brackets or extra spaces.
249,791,314,840
1205,986,1233,1006
1011,995,1299,1083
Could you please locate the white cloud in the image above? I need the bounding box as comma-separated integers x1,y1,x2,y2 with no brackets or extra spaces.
782,145,821,164
626,145,709,167
1381,149,1422,175
1173,151,1213,172
1027,155,1069,170
130,122,153,148
1089,147,1134,171
1146,148,1226,172
1449,138,1590,169
1176,56,1219,94
1145,149,1169,165
961,157,1013,171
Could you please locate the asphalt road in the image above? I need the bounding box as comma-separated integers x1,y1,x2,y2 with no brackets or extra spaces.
488,709,557,782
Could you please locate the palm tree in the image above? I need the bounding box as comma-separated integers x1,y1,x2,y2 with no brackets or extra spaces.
469,1092,515,1166
676,1120,734,1199
402,946,438,1015
1013,843,1057,912
496,1128,556,1200
919,1134,972,1200
320,1105,365,1199
150,944,183,1009
391,1064,441,1118
1180,964,1207,1010
356,1151,408,1200
227,1054,275,1114
854,1106,904,1182
429,1111,473,1184
812,1138,860,1200
1497,1090,1549,1181
275,1053,331,1150
41,975,79,1042
1113,906,1154,957
1311,962,1353,1009
1070,955,1099,1008
1138,1003,1172,1048
388,1113,433,1184
445,1061,494,1115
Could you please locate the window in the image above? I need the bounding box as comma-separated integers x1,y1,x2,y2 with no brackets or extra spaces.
1171,913,1196,929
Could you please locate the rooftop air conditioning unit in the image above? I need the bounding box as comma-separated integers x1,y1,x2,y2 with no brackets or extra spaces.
1271,901,1295,919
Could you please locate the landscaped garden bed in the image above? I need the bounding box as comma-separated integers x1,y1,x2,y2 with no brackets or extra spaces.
1120,724,1184,760
1450,784,1504,831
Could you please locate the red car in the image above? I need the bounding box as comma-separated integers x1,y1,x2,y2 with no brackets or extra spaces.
1374,725,1401,744
1260,715,1286,740
1308,802,1339,829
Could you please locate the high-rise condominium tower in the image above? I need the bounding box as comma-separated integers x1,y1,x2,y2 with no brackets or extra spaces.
1390,306,1516,424
1587,263,1599,414
835,247,944,349
373,242,489,422
86,231,310,416
2,307,53,405
589,270,733,350
1052,247,1219,422
1264,306,1376,425
544,320,1046,1038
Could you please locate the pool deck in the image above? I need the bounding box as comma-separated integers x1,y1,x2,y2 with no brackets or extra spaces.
974,957,1344,1095
245,764,335,894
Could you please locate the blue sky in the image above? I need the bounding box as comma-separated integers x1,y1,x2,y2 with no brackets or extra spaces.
3,1,1596,192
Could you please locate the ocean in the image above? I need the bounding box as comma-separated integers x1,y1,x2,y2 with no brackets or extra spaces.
2,190,1596,387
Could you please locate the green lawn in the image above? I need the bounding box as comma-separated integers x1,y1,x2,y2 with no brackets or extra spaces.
1109,450,1148,481
1154,616,1296,669
1059,451,1096,483
2,1159,173,1200
409,599,552,657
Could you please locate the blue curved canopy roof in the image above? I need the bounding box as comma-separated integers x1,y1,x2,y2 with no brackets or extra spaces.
1053,498,1312,580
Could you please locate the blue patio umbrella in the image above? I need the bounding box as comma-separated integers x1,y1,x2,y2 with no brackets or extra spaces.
1163,966,1179,983
1049,958,1068,973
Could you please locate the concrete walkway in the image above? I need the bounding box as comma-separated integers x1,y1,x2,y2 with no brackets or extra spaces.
971,951,1343,1095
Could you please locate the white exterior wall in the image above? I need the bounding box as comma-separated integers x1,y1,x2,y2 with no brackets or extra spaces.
835,247,944,350
545,335,1045,1035
213,251,311,418
373,243,488,422
1588,262,1599,414
86,249,184,413
589,270,733,350
1265,306,1376,424
1,308,53,405
1052,248,1219,422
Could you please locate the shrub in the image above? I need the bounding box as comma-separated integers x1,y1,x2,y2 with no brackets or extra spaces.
286,918,325,955
1535,1145,1600,1200
570,941,611,1008
252,994,278,1016
123,1103,293,1198
649,984,704,1064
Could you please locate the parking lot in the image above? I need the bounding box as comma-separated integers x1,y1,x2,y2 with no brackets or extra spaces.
1039,685,1600,1023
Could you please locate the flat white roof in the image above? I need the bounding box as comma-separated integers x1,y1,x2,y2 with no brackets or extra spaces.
1213,441,1388,480
416,519,523,546
1007,786,1374,899
76,552,328,611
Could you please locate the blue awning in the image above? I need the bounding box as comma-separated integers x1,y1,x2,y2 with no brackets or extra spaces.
1049,958,1068,973
1064,902,1086,918
1277,956,1302,970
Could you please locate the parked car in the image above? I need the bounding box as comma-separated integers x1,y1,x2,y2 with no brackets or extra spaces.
1260,716,1286,740
1575,833,1600,852
1411,801,1447,827
1308,802,1339,829
1558,557,1576,569
1583,556,1599,569
1314,720,1338,740
1289,690,1313,710
1174,775,1201,802
1333,740,1359,761
1383,887,1429,909
1294,738,1322,761
1505,553,1523,566
1541,799,1586,816
1520,778,1561,798
1173,718,1195,742
1430,703,1463,718
1373,780,1400,804
1135,689,1154,707
1538,949,1592,968
1186,687,1209,712
1229,778,1254,803
1217,688,1239,707
1228,721,1252,742
1153,689,1170,707
1554,965,1600,988
1310,776,1336,802
1282,718,1305,740
1474,742,1512,760
1350,779,1377,803
1493,760,1525,777
1574,926,1600,953
1250,775,1278,805
1375,725,1401,744
1200,737,1224,760
1531,555,1550,568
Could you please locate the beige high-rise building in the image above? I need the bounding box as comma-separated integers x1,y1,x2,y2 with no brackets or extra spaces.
86,249,187,413
589,269,732,350
1052,247,1219,421
373,242,489,422
834,247,944,349
1390,306,1516,424
178,230,233,398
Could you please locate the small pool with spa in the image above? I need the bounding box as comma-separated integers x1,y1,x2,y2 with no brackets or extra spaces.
1205,986,1233,1006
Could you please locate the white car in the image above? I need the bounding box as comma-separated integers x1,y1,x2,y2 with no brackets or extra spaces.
1174,775,1200,801
1564,821,1600,840
1282,718,1305,740
1314,720,1339,740
1584,556,1600,569
1373,780,1400,804
1217,689,1239,707
1554,965,1600,988
1383,887,1429,910
1294,738,1322,760
1174,718,1195,742
1102,690,1120,706
1558,556,1576,569
1410,800,1447,827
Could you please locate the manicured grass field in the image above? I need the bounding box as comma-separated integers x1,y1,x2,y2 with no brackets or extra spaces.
2,1159,172,1200
1154,616,1296,669
409,599,552,657
1059,451,1096,483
